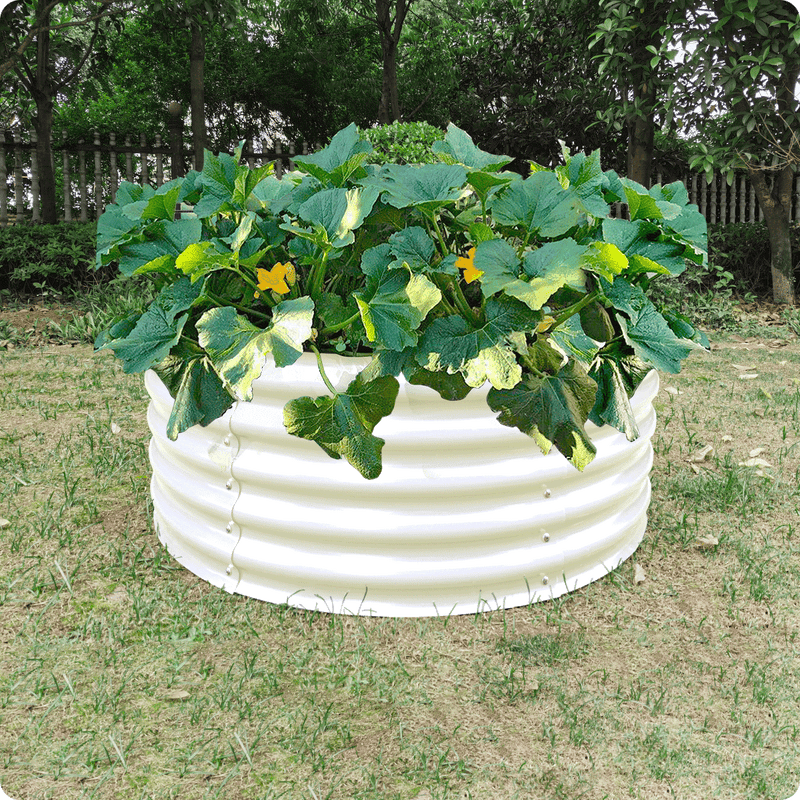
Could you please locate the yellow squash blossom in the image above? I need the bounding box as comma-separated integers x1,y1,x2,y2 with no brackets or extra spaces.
256,262,296,296
456,246,482,284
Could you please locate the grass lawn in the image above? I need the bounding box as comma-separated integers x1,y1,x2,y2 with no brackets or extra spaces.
1,295,799,800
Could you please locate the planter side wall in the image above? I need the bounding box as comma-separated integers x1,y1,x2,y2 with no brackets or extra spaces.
145,354,659,616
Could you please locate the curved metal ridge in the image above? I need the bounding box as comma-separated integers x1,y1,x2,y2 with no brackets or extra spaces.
144,357,659,616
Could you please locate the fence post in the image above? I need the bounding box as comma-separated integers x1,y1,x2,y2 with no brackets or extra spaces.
168,102,185,179
795,175,800,223
274,141,283,179
78,139,87,222
61,132,72,222
30,131,41,223
13,130,24,221
125,134,133,182
109,132,118,202
94,131,104,218
154,134,163,186
140,133,149,186
0,131,6,227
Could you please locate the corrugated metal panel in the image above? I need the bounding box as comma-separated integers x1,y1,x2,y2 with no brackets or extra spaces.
145,353,659,616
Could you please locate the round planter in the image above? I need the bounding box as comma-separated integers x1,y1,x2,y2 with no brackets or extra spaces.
145,353,659,617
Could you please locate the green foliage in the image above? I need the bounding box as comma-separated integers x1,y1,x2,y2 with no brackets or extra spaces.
361,122,446,166
0,223,106,294
95,124,707,478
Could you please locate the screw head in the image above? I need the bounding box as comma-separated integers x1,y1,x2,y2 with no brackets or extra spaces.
542,576,549,585
226,521,233,533
542,532,550,543
225,479,233,490
223,436,230,446
543,488,551,498
225,564,233,576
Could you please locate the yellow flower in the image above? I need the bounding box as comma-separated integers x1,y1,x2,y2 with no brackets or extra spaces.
456,246,482,284
536,315,557,333
256,262,296,296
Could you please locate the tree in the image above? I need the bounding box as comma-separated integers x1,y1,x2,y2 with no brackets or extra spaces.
679,0,800,304
145,0,242,170
1,0,127,221
589,0,690,187
447,0,622,169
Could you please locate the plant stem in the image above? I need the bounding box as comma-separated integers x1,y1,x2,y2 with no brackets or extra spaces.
205,290,273,321
310,344,338,395
308,249,331,303
319,311,361,338
551,290,601,330
449,277,481,327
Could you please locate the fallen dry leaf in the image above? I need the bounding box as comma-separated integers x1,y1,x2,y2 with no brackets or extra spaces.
0,518,9,529
687,444,714,463
110,422,121,435
749,447,766,458
695,535,719,550
163,689,191,701
754,469,773,480
739,457,773,468
739,374,759,380
634,563,646,584
722,435,733,443
732,363,755,371
664,386,681,396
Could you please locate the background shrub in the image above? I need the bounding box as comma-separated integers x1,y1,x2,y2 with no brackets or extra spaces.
706,222,800,298
0,222,110,296
361,121,445,165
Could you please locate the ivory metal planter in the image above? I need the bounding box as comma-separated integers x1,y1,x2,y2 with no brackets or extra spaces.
145,353,660,616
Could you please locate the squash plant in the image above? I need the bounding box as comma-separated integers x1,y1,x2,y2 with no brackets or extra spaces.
95,124,708,479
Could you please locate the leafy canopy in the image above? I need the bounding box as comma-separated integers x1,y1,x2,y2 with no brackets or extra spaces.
95,124,707,478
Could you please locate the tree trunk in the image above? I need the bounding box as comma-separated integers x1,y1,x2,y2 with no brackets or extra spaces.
626,83,656,188
189,19,206,171
379,36,399,124
33,0,57,223
750,165,795,305
375,0,410,124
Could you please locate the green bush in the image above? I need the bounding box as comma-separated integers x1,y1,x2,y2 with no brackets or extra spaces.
0,222,109,296
360,121,445,165
707,221,800,298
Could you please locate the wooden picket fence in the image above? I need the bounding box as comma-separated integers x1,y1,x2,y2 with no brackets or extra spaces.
2,128,799,227
0,129,309,226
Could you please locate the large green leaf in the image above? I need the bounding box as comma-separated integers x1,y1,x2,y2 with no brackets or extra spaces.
601,218,687,276
296,186,380,248
556,148,610,218
197,298,315,401
292,123,372,186
99,277,204,373
490,171,580,238
116,217,203,277
96,204,142,267
154,355,236,440
473,238,523,298
355,248,441,351
487,359,598,470
621,178,681,221
588,360,637,441
175,241,238,283
520,239,588,310
416,296,538,389
387,226,436,273
603,278,693,373
283,372,399,479
432,123,513,171
140,179,183,221
193,149,238,218
365,164,467,212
